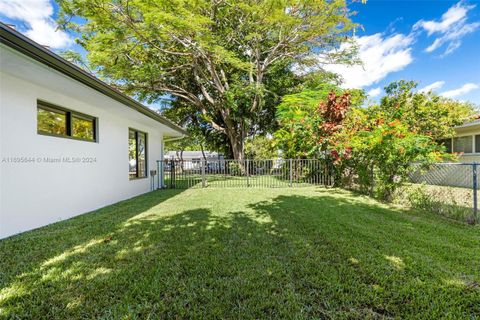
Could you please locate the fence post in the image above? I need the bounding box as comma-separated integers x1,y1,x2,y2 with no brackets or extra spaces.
246,159,250,187
473,162,478,223
170,160,175,189
201,159,206,188
157,160,163,189
289,159,293,187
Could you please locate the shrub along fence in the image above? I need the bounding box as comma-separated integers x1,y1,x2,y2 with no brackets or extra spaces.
405,162,478,224
157,159,334,189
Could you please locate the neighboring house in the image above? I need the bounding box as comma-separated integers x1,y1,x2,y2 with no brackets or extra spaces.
165,150,224,161
164,151,225,171
0,24,186,239
410,118,480,189
439,118,480,162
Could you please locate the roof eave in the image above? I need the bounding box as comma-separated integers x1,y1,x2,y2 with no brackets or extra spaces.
0,23,187,136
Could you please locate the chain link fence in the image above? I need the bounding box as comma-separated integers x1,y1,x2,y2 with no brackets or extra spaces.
404,162,478,223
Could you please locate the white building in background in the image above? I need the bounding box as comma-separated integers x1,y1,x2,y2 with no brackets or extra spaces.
164,151,225,171
164,150,224,161
0,23,186,239
438,118,480,163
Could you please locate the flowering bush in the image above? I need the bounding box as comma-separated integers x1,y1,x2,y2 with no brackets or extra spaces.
333,116,444,199
330,80,472,200
274,85,359,158
274,80,473,201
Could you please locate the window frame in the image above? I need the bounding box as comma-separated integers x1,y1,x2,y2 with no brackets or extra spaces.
37,100,98,142
475,135,480,154
128,128,148,180
452,134,475,155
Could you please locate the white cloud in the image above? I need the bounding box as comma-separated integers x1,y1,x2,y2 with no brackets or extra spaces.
323,33,414,89
418,81,445,93
440,83,479,98
367,87,382,97
0,0,73,49
414,1,480,56
416,2,469,35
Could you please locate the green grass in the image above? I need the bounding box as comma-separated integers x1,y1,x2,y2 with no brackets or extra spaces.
165,174,330,189
395,183,475,222
1,188,479,319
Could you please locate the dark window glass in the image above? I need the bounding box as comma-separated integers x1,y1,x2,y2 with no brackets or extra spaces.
475,135,480,153
453,136,473,153
129,129,147,179
437,138,452,153
72,115,95,141
37,106,67,136
37,101,97,142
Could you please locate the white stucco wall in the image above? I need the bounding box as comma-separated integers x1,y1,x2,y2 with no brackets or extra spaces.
0,46,176,239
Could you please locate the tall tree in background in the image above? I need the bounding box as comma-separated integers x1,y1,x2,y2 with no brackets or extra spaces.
374,80,475,140
58,0,358,160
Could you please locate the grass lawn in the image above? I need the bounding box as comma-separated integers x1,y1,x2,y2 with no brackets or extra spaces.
395,183,475,222
1,188,479,319
164,173,331,189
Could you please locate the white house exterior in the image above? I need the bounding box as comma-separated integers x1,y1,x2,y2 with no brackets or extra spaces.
0,24,185,239
164,151,224,162
164,151,225,171
439,118,480,162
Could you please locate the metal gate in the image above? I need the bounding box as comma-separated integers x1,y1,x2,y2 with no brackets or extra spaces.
157,159,334,189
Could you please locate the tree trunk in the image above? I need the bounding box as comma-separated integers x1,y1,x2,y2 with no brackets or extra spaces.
200,144,207,161
225,126,247,175
229,134,244,162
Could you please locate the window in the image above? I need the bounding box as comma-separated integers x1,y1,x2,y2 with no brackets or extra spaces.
37,101,97,142
37,106,67,136
475,135,480,153
129,128,147,179
453,135,473,154
437,138,452,153
72,114,95,140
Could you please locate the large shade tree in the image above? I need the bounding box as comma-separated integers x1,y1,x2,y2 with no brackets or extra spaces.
58,0,358,160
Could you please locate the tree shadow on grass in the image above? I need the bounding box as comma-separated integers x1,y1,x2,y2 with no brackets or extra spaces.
1,201,301,318
0,189,478,318
0,189,185,285
248,192,480,317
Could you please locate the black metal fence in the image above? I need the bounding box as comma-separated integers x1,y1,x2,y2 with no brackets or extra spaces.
157,159,334,189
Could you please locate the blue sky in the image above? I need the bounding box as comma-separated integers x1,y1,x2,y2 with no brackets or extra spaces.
343,0,480,104
1,0,479,105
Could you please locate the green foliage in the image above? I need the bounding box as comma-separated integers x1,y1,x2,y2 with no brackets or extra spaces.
227,162,242,176
57,0,359,159
398,183,473,222
377,80,475,139
59,50,92,73
273,84,365,158
244,136,277,160
162,99,230,156
331,80,473,200
335,118,443,199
